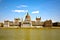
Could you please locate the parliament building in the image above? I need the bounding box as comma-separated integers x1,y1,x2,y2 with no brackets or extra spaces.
0,12,53,28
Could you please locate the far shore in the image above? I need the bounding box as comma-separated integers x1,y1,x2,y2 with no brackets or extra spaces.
0,26,60,29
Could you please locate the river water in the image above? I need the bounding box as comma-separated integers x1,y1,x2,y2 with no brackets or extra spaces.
0,28,60,40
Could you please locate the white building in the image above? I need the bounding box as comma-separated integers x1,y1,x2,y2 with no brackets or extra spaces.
21,13,32,28
4,20,9,27
32,17,44,28
13,18,20,28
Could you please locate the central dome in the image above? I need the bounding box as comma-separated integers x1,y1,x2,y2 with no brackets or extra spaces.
25,12,31,21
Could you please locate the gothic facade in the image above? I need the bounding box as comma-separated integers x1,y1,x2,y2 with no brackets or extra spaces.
0,12,53,28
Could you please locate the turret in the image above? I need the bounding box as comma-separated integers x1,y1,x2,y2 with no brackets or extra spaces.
25,12,31,21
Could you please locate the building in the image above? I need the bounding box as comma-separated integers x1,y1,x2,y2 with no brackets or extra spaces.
53,22,60,27
4,20,10,27
0,22,3,27
32,17,44,28
43,20,52,27
9,21,13,26
14,18,20,28
21,13,32,28
19,22,21,27
0,12,54,28
14,18,20,26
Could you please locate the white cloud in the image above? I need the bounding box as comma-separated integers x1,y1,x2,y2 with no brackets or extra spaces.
32,11,39,14
21,5,28,7
12,10,28,13
16,5,28,8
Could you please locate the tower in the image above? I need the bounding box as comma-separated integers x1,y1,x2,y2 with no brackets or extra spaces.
4,20,9,27
25,12,31,22
36,17,41,22
22,12,32,28
14,18,20,26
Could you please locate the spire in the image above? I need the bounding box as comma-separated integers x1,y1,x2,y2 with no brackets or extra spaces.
25,12,31,21
27,12,29,16
40,17,41,19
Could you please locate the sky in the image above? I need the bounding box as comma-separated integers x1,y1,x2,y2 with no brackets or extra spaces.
0,0,60,22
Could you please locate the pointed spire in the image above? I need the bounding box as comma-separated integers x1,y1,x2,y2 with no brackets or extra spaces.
27,12,29,16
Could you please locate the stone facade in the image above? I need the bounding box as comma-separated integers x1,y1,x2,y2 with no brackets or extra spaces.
32,17,44,28
14,18,20,26
0,12,54,28
43,20,52,27
4,20,10,27
9,21,13,26
0,23,3,27
53,22,60,27
22,13,32,28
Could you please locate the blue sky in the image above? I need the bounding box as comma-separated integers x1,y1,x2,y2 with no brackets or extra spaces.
0,0,60,22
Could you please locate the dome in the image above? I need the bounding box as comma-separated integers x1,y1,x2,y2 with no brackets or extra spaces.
25,12,31,21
